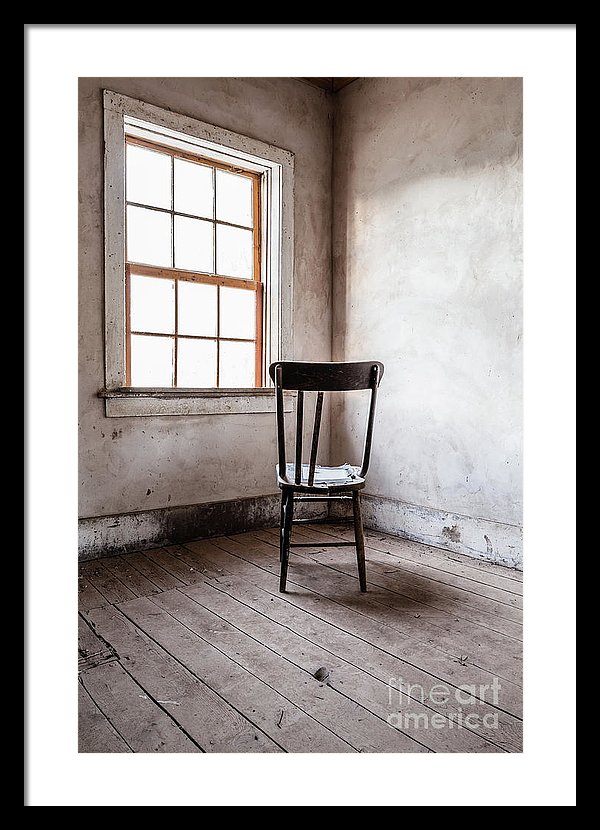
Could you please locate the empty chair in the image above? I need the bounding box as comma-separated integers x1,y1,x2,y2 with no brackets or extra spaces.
269,360,384,593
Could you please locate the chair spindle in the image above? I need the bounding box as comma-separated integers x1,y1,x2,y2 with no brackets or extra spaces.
307,391,324,487
295,390,304,484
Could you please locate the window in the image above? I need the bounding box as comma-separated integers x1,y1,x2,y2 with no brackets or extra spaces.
101,91,294,417
125,137,263,388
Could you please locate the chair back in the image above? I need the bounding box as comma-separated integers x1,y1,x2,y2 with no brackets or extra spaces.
269,360,384,486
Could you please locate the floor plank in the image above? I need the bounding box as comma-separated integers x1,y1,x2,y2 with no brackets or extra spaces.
315,546,522,617
181,537,522,717
78,570,107,611
250,528,522,639
78,523,523,754
124,551,186,591
261,526,523,618
85,604,281,753
193,571,521,749
144,547,206,586
208,534,523,686
119,594,354,753
102,555,161,598
78,614,117,673
80,659,200,753
78,682,131,753
292,523,524,599
80,561,137,605
139,590,427,753
312,546,522,625
181,577,516,752
154,543,502,751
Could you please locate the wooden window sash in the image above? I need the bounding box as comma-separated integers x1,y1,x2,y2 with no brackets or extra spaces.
126,134,259,178
124,135,263,388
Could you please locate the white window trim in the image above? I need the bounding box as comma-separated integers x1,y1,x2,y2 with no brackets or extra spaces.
101,90,294,417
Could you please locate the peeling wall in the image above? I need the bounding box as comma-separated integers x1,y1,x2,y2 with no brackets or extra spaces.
79,78,333,519
332,78,523,564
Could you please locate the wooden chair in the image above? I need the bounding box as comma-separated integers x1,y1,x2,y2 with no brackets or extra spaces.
269,360,384,593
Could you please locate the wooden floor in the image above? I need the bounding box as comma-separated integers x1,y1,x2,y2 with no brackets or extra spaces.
78,522,523,753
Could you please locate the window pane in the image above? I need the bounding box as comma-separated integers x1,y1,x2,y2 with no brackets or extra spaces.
178,281,217,337
127,205,172,267
177,338,217,387
216,224,253,279
130,274,175,334
219,340,255,387
174,158,213,219
220,286,255,339
130,334,173,386
174,216,213,273
126,144,171,209
215,170,253,227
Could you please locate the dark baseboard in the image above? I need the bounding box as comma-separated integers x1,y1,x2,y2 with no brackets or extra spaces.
79,491,522,570
78,493,327,561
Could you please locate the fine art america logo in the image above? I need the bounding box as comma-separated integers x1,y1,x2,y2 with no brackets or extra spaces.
387,676,501,730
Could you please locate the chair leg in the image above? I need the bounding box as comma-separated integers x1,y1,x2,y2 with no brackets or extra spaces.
352,491,367,592
279,491,286,563
279,490,294,592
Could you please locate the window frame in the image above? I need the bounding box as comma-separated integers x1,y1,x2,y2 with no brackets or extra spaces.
101,90,294,417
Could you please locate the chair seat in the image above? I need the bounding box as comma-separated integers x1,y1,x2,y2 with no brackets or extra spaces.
277,463,365,492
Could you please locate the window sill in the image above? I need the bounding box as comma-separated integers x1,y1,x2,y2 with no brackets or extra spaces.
99,388,293,417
